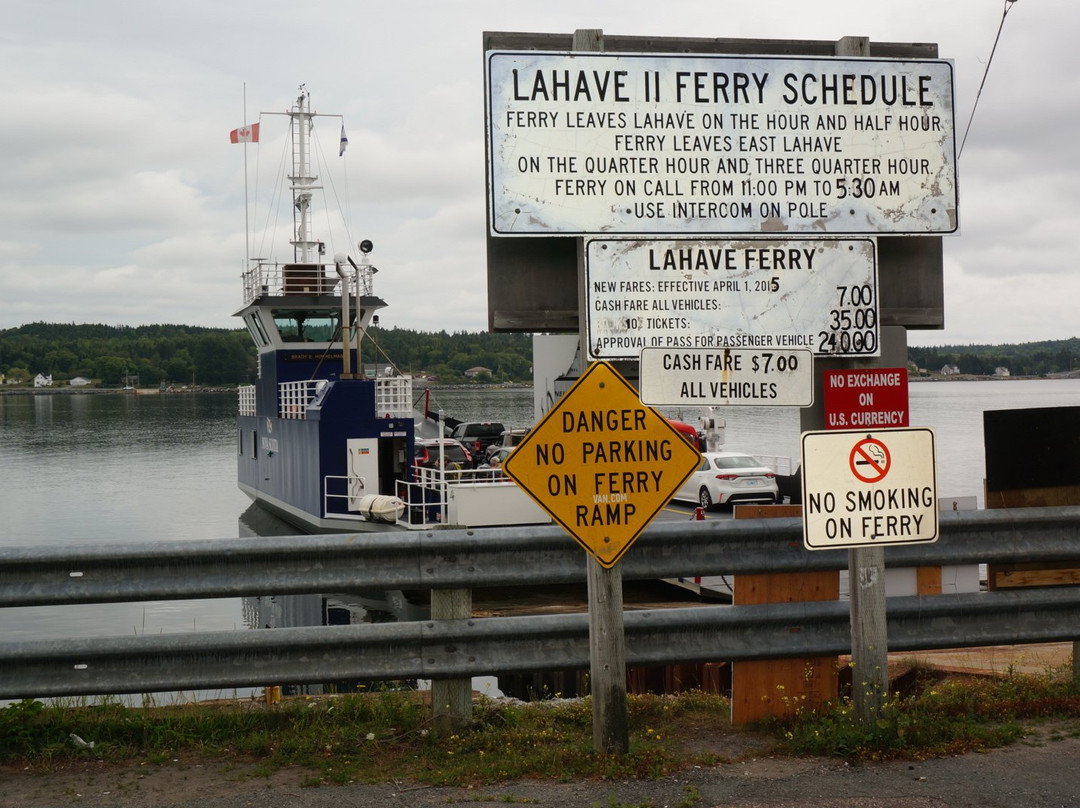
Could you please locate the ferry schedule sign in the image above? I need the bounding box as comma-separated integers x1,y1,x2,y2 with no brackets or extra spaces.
502,361,700,568
485,51,956,236
585,238,878,359
800,427,937,550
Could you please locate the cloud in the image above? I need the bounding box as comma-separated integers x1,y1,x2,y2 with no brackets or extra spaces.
0,0,1076,347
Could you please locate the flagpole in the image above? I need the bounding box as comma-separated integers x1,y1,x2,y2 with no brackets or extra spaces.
242,82,251,269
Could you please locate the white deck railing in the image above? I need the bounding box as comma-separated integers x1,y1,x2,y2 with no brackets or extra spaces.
245,376,412,421
756,455,795,476
241,261,374,306
279,380,328,419
238,385,256,416
374,375,412,419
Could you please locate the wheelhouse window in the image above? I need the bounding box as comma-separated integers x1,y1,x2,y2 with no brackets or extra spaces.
244,313,271,347
272,310,346,343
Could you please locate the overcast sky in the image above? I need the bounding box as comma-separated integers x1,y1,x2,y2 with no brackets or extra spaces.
1,0,1074,347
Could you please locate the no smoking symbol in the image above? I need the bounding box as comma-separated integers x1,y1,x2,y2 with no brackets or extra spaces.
850,437,891,483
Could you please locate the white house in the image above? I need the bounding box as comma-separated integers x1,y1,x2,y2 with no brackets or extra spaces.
33,373,53,387
69,376,92,386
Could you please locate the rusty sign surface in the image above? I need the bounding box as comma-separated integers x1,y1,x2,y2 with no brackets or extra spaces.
585,238,878,359
486,51,957,236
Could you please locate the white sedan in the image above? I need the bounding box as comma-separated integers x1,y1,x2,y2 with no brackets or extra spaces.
673,451,779,510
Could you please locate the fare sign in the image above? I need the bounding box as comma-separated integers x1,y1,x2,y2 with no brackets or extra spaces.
800,427,937,550
586,238,878,359
502,361,701,568
639,347,813,407
823,368,909,430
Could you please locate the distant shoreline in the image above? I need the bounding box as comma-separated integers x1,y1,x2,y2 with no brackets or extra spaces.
4,373,1077,397
0,386,236,397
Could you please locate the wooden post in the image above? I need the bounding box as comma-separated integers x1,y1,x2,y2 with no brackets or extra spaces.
848,546,888,721
571,26,630,756
431,587,472,734
587,555,630,753
792,35,892,726
1075,641,1080,692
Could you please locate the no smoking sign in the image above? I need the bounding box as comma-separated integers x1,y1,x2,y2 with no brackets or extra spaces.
801,428,937,550
850,437,890,483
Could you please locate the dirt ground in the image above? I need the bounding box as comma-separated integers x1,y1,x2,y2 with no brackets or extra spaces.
4,721,1079,808
3,645,1076,808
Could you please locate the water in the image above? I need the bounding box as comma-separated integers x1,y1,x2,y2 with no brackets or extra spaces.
1,379,1077,663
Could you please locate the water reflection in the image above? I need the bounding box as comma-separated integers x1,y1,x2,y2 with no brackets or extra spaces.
237,504,416,696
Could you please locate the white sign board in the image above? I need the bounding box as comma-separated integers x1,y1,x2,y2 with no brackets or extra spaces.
586,238,878,360
801,427,938,550
485,51,957,235
639,347,813,407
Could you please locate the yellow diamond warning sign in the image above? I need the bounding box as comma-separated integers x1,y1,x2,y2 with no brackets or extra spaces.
502,362,701,568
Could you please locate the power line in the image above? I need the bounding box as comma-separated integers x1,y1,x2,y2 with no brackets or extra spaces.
959,0,1019,158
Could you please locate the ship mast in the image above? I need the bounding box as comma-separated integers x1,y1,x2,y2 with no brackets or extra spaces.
288,87,323,265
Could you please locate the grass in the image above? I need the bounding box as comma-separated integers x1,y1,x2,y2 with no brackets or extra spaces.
2,664,1078,787
769,661,1080,760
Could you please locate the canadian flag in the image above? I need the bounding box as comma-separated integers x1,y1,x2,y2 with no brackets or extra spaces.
229,123,260,143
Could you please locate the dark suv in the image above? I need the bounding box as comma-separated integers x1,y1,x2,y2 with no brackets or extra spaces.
413,438,473,469
448,421,505,458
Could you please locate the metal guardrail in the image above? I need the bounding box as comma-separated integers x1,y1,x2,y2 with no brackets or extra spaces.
2,506,1079,699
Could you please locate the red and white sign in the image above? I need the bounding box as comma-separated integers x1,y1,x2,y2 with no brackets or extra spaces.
801,427,937,550
823,368,908,430
849,437,891,483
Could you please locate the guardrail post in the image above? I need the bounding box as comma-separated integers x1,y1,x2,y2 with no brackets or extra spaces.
431,587,472,734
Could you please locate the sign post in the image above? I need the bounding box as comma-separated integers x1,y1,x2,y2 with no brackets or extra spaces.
801,426,937,721
503,360,700,751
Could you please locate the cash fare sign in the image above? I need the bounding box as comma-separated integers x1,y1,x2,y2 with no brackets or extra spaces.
800,427,938,550
503,362,701,568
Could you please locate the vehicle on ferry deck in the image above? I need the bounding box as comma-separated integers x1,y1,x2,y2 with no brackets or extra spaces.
672,451,779,510
448,421,505,461
413,438,473,470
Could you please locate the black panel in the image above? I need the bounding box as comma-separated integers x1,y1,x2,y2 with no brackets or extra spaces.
984,406,1080,491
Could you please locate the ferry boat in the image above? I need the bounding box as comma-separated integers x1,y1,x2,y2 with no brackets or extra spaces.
234,88,547,534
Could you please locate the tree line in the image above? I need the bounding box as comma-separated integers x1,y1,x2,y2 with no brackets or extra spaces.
2,321,1076,387
0,322,533,387
909,338,1079,377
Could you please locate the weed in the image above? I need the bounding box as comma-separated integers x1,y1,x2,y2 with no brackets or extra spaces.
675,784,701,807
1,667,1077,785
769,663,1079,761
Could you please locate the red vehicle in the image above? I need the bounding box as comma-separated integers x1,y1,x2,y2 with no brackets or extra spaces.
668,419,706,452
